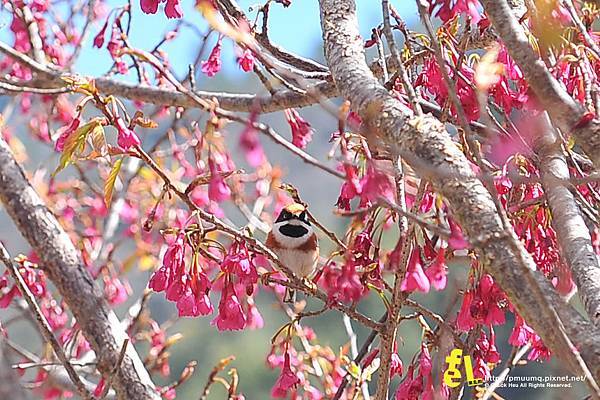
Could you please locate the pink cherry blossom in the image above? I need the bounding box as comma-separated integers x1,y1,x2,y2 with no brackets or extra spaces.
222,241,258,292
322,261,364,303
208,158,231,203
103,275,129,305
400,248,430,293
54,117,81,152
271,352,300,398
285,109,313,149
211,281,246,331
359,162,395,205
425,248,447,290
93,21,108,48
140,0,159,14
246,298,264,329
447,218,468,249
164,0,183,18
237,49,255,72
239,118,265,167
149,266,170,292
509,314,535,347
201,41,222,77
115,117,141,149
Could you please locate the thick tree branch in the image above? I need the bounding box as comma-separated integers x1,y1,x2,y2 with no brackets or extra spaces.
480,0,600,165
0,39,494,142
534,114,600,324
318,0,600,396
0,137,160,400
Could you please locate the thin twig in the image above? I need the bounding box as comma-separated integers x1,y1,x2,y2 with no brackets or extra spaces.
99,339,130,399
332,313,387,400
480,343,531,400
0,243,94,400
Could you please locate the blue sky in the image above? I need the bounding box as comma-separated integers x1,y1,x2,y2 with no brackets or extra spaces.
69,0,419,81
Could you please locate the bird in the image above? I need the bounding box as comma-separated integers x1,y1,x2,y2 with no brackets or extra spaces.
266,203,319,303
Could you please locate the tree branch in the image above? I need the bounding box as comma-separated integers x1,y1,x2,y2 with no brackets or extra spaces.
0,243,94,400
0,337,30,400
534,114,600,324
318,1,600,397
480,0,600,165
0,137,160,400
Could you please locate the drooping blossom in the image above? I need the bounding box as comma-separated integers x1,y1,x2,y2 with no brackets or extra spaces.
107,27,128,74
103,275,129,305
237,49,255,72
400,248,430,293
425,248,447,290
359,162,395,205
93,20,109,48
174,251,213,317
222,241,258,294
322,261,364,303
208,157,231,203
115,117,141,150
164,0,183,18
165,273,187,302
415,55,479,122
471,330,501,381
447,218,468,250
335,164,362,210
271,351,300,398
429,0,482,23
149,232,186,293
395,365,423,400
54,117,81,152
246,297,264,329
285,109,313,149
239,113,266,167
390,352,403,377
456,274,507,331
140,0,159,14
176,270,213,317
528,336,551,361
211,280,246,331
201,41,222,77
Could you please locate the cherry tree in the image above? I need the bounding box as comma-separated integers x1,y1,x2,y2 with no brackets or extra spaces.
0,0,600,399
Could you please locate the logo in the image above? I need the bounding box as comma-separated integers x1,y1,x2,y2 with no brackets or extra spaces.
443,349,483,388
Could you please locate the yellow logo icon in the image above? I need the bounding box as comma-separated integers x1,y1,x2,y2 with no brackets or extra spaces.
443,349,483,388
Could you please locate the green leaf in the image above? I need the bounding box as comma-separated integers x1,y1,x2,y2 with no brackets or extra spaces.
347,362,361,380
104,158,123,207
53,120,103,176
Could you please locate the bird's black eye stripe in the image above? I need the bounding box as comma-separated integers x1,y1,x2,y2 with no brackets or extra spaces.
299,211,310,225
279,224,308,238
275,209,291,223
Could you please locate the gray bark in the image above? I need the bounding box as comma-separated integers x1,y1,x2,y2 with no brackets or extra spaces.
480,0,600,166
535,114,600,324
318,0,600,388
0,137,159,400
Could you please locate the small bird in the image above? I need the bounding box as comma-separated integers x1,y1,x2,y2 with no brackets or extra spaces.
266,203,319,302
